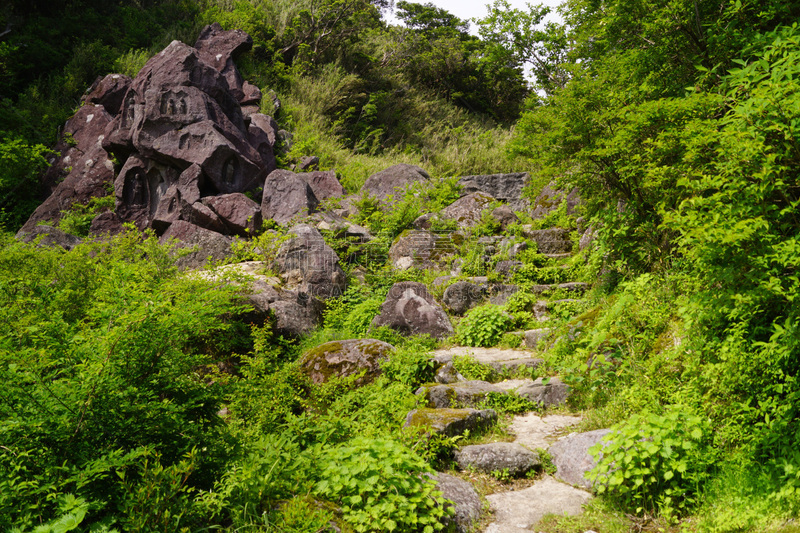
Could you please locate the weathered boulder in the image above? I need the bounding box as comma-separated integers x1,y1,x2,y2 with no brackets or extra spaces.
159,220,233,269
404,408,497,437
440,192,495,228
202,261,324,337
273,224,346,300
16,225,83,251
491,204,520,229
548,429,612,489
389,230,456,270
442,281,486,315
517,377,569,407
530,183,580,220
299,170,345,200
89,211,125,237
193,22,253,102
371,282,454,339
457,173,529,211
201,193,262,236
83,73,132,115
362,164,429,200
455,442,540,476
299,339,395,387
18,104,116,235
298,155,320,171
261,169,319,224
523,227,573,254
417,381,505,408
429,473,482,533
580,226,597,251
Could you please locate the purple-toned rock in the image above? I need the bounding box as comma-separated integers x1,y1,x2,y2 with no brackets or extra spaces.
274,224,346,300
16,225,83,251
193,22,253,102
18,104,116,235
371,282,454,339
261,170,319,224
299,170,345,201
89,211,125,237
298,155,320,171
362,164,429,200
430,473,481,533
299,339,395,387
82,74,132,115
455,442,540,476
159,220,234,269
201,193,262,236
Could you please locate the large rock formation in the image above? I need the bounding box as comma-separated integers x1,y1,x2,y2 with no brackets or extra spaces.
20,23,282,239
362,164,430,200
273,224,347,300
457,173,529,211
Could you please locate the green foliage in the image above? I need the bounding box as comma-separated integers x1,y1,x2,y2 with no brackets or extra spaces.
457,304,513,347
451,355,494,382
57,193,115,237
0,136,51,230
0,230,247,529
480,391,538,415
314,437,449,532
588,410,714,517
381,339,437,390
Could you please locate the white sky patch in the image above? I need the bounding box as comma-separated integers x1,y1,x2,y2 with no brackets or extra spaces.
383,0,564,33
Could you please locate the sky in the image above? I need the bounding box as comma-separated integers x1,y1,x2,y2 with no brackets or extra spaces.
383,0,565,32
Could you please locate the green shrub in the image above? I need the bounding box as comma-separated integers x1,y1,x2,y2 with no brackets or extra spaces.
587,409,714,517
57,194,115,237
315,437,449,532
457,304,513,347
452,354,494,381
481,391,538,415
381,340,437,389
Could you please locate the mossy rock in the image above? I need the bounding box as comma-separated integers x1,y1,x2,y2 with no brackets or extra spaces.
403,407,497,437
299,338,395,387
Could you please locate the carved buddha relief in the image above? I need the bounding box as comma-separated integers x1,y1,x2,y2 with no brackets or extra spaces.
122,93,136,128
221,156,240,186
123,168,148,207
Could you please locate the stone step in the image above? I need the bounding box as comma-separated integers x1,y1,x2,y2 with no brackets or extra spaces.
530,282,591,295
548,429,612,490
403,408,497,437
484,476,591,532
431,347,544,376
455,442,540,476
507,413,582,450
542,252,572,260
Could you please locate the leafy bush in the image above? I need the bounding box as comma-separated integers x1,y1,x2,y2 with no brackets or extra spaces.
457,304,513,347
381,340,437,390
452,355,494,381
57,193,115,236
481,391,538,415
314,437,449,532
587,410,714,517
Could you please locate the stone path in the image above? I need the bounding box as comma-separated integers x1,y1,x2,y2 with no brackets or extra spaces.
480,413,591,532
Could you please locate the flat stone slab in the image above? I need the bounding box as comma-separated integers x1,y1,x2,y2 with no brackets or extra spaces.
485,476,592,532
508,414,582,450
455,442,539,476
431,347,544,373
404,408,497,437
549,429,612,489
417,380,505,408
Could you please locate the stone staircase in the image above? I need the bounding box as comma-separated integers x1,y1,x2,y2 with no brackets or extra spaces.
402,226,609,532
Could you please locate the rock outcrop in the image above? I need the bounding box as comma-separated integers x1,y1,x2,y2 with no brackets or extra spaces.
455,442,540,476
273,224,346,300
299,339,395,387
20,23,281,240
548,429,612,489
457,173,529,211
371,282,454,339
362,164,429,200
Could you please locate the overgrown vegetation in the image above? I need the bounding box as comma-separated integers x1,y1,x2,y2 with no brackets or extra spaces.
2,0,800,529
